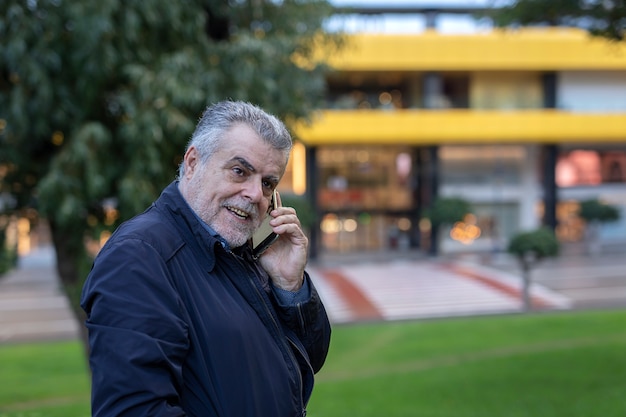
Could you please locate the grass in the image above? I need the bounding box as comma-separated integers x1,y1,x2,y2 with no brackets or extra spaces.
1,309,625,416
308,309,626,417
0,341,90,417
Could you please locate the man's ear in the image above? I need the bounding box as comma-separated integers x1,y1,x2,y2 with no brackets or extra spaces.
183,146,199,178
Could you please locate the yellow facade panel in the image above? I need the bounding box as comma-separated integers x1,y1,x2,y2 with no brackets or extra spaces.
293,110,626,145
325,29,626,71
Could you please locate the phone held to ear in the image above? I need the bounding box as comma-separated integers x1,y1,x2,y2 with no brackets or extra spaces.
251,190,280,259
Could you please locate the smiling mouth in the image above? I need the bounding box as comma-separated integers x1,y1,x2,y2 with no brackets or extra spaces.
226,206,250,220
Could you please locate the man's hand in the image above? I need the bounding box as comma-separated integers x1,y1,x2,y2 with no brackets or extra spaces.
258,192,308,292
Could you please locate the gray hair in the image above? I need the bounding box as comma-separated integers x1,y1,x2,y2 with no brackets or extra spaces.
178,101,293,178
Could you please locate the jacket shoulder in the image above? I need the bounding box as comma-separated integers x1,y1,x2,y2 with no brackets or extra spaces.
104,205,185,261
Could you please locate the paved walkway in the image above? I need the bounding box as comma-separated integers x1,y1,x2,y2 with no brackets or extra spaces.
1,245,625,343
308,256,572,324
0,247,79,343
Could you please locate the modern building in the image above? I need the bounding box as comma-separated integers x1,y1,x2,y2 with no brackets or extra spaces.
279,7,626,258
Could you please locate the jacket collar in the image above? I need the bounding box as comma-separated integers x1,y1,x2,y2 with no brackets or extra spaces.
157,181,221,271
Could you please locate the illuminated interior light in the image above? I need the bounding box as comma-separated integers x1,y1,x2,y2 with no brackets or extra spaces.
343,218,358,232
398,217,411,231
379,91,392,106
292,142,306,195
321,214,341,233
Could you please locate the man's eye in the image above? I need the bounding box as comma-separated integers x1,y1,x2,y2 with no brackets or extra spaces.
232,167,244,176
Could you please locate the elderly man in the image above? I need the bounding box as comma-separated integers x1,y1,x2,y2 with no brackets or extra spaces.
81,100,331,417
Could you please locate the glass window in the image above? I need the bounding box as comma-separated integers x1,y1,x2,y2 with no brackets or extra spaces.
470,72,542,110
320,213,413,253
556,149,626,187
440,203,519,251
440,145,525,186
318,146,414,211
326,72,408,109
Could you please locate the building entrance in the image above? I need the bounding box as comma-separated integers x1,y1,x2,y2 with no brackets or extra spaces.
317,146,416,253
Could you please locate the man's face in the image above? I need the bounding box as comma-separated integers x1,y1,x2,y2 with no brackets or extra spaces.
180,123,287,248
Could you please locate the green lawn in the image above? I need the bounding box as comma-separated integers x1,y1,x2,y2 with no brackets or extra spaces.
308,309,626,417
1,309,625,417
0,341,90,417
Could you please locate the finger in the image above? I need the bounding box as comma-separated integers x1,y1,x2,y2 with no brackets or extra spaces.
273,206,296,216
271,212,301,228
272,224,300,240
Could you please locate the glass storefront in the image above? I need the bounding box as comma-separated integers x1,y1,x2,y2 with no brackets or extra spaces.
320,213,414,253
439,145,526,186
317,146,416,253
318,146,414,211
556,149,626,186
438,145,529,252
556,147,626,245
313,143,626,255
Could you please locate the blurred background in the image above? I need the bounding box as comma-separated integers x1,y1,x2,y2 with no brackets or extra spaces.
2,1,626,416
3,0,626,267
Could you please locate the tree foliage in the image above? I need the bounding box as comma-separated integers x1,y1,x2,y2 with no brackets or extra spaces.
0,0,340,346
427,197,473,227
0,219,18,275
507,227,559,311
578,199,620,223
488,0,626,41
507,227,559,262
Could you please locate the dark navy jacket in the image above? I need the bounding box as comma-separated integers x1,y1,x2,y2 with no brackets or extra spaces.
81,182,331,417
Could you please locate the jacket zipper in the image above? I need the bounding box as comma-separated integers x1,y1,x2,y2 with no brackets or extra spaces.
230,252,306,416
286,333,314,416
247,274,305,416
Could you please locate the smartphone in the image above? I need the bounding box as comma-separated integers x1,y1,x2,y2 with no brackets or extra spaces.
251,190,280,259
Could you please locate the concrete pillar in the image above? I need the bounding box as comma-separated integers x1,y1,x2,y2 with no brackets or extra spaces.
423,72,443,109
542,72,558,231
306,146,319,259
519,145,541,230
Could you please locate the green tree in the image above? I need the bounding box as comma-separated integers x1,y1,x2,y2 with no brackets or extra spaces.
0,217,17,275
507,228,559,311
578,198,620,223
425,196,473,256
578,198,620,255
0,0,340,350
487,0,626,41
427,197,472,228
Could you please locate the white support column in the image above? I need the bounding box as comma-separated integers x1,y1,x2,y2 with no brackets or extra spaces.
519,144,541,230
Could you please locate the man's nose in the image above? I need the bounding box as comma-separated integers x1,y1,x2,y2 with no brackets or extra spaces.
242,180,264,203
